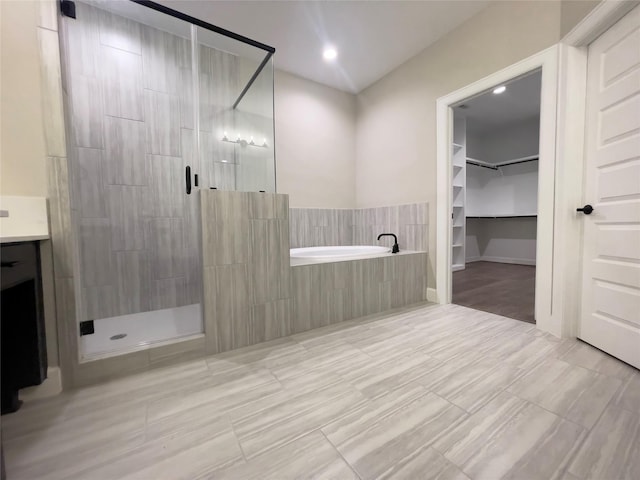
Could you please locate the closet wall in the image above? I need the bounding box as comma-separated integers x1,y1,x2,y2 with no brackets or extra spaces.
465,117,539,265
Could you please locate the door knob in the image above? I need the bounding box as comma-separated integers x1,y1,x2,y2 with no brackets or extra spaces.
577,204,594,215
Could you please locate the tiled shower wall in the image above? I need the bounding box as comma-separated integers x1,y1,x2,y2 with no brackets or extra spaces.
289,203,429,252
63,2,199,321
61,2,272,322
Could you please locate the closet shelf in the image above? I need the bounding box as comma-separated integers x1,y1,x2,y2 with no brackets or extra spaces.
452,244,463,248
452,143,464,149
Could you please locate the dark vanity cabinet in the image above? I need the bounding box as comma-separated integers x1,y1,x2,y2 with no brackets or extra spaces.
1,241,48,414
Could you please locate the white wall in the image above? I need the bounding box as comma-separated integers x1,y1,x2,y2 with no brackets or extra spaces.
0,0,48,197
356,1,571,287
466,217,537,265
467,116,540,163
466,162,539,216
275,70,357,208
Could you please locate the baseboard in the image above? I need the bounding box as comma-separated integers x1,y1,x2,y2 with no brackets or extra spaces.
426,287,438,303
466,256,482,263
20,366,62,401
476,256,536,266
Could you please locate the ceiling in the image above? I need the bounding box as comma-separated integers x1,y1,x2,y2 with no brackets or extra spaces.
456,70,542,136
159,0,490,93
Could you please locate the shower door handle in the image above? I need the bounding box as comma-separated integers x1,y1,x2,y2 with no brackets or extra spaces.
185,166,192,195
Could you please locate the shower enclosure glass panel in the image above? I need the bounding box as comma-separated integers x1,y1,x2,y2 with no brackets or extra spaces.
235,57,276,193
195,27,275,192
59,1,275,359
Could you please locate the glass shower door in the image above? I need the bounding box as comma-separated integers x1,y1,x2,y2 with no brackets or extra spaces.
61,0,203,359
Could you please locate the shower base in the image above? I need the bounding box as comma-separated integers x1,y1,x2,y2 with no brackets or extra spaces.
79,304,202,360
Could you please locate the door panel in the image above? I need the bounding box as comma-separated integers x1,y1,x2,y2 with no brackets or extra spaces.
580,5,640,369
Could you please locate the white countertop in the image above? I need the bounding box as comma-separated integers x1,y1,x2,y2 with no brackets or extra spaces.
1,234,50,244
0,196,50,243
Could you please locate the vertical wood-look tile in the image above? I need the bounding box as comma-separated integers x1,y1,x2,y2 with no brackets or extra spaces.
74,147,107,218
103,116,147,185
69,74,103,148
291,266,312,333
107,185,146,251
63,1,101,77
101,45,144,121
82,285,117,320
98,8,141,55
201,191,249,266
212,264,250,352
181,128,196,168
178,67,194,129
276,219,291,299
47,156,75,278
249,219,270,304
141,25,189,94
37,27,67,157
144,89,181,156
147,217,186,279
148,154,184,217
150,277,188,311
115,250,150,316
78,218,114,287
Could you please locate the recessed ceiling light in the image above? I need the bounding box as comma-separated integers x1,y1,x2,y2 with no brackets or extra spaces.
323,47,337,61
493,85,506,94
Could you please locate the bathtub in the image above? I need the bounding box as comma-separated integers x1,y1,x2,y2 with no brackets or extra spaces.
290,245,390,264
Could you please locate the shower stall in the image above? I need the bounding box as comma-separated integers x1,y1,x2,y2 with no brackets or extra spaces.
58,0,275,359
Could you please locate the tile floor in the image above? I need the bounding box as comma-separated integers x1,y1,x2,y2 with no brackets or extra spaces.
2,303,639,480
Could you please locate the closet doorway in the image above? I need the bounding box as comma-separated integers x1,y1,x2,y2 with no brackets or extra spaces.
450,71,541,323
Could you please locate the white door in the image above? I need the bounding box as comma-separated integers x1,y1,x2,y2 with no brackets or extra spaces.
579,5,640,369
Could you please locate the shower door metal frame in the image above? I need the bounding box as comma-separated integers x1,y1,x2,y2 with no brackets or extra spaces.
131,0,275,109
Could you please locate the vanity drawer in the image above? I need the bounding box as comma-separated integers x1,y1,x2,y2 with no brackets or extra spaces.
1,242,39,289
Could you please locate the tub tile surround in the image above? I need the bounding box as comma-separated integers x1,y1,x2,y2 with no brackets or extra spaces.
289,203,428,252
201,191,428,355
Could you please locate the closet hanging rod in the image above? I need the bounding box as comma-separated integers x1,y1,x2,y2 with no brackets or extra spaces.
466,158,498,170
466,155,539,170
494,155,539,167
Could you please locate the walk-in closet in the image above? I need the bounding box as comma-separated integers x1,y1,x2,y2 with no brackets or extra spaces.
451,71,541,323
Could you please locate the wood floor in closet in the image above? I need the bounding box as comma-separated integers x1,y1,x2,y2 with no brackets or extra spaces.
453,261,535,323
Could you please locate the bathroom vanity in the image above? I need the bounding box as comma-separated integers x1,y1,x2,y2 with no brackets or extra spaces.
0,197,50,413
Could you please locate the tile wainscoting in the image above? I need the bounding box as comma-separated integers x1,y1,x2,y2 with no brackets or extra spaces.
289,203,428,252
49,189,428,386
201,191,429,354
